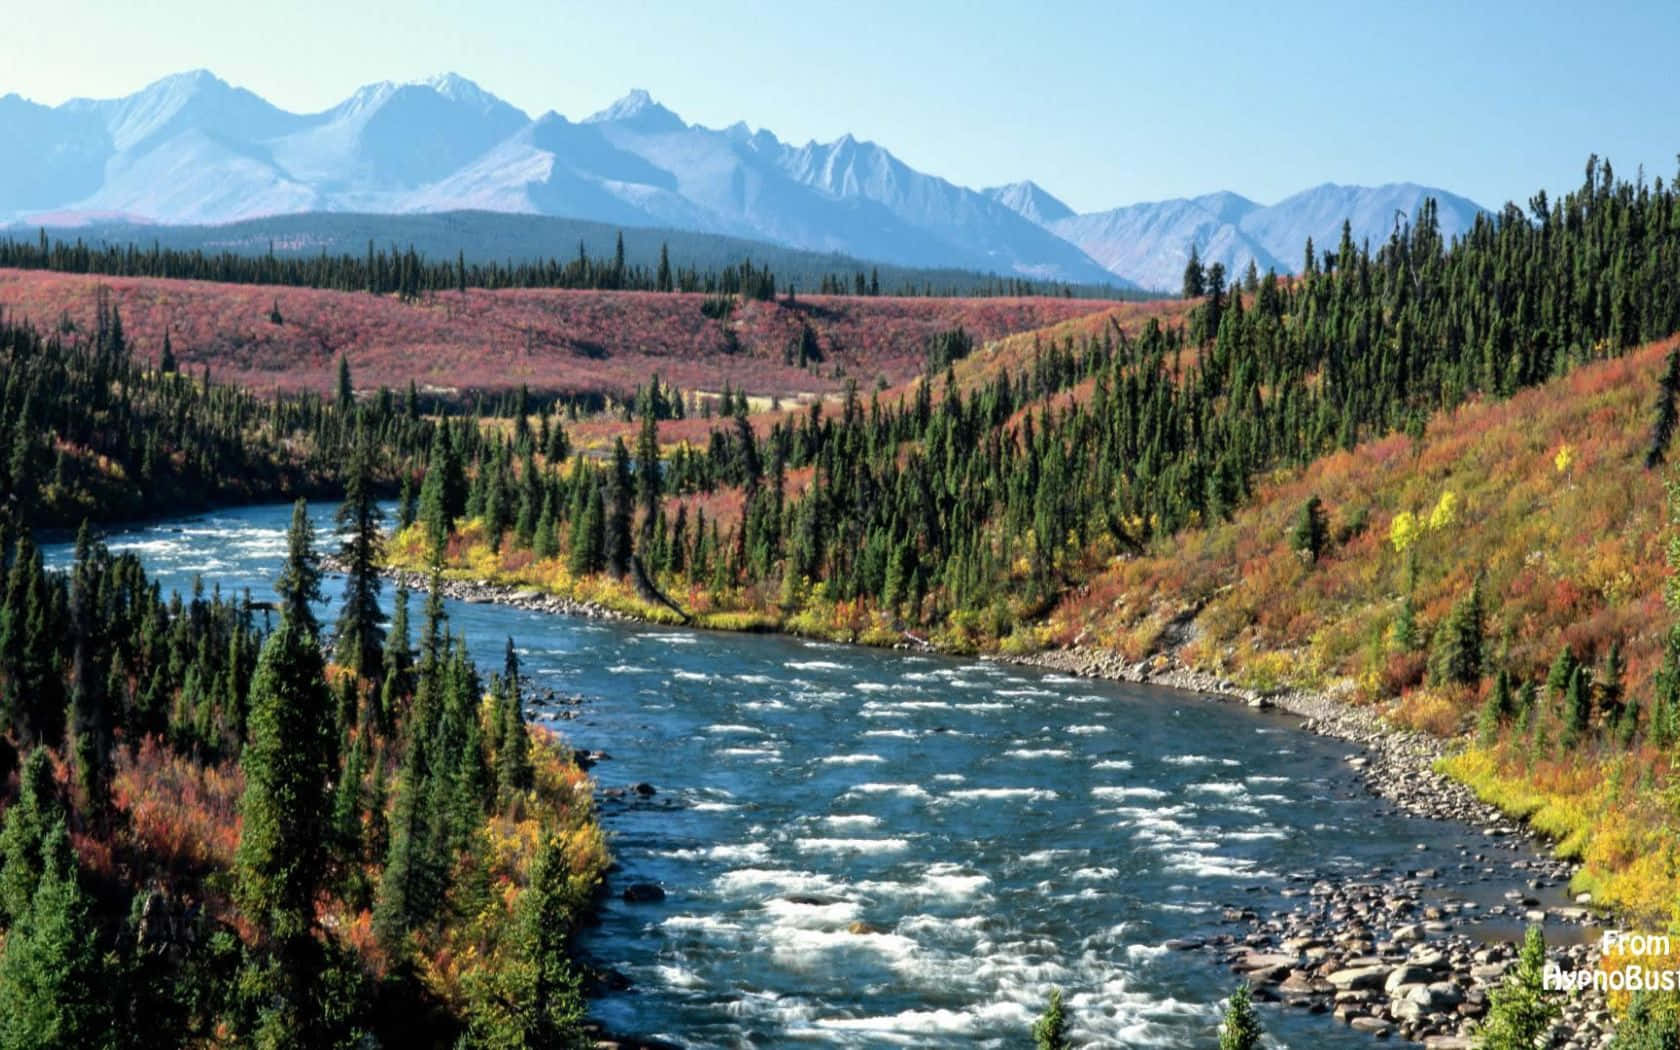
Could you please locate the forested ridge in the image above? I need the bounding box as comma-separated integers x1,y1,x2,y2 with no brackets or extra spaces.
413,156,1680,644
398,160,1680,1044
0,228,1095,302
0,300,612,1044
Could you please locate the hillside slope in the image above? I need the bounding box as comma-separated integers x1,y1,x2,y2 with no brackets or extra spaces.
1049,337,1677,921
0,268,1126,397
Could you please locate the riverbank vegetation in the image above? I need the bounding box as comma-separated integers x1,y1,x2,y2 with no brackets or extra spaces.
0,480,606,1045
397,158,1680,1024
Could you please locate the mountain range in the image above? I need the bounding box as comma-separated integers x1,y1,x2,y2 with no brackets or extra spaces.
0,71,1491,291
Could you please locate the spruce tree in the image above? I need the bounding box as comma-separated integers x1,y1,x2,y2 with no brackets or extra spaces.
569,482,605,577
335,438,386,679
1033,988,1069,1050
1647,346,1680,468
0,749,62,925
1428,579,1484,687
636,408,662,539
0,821,111,1050
1219,984,1262,1050
1476,926,1558,1049
515,833,587,1045
275,500,323,636
606,438,634,577
336,354,354,411
1290,494,1329,563
234,614,338,1009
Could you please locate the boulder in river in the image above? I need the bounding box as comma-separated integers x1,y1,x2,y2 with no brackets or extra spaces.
622,882,666,903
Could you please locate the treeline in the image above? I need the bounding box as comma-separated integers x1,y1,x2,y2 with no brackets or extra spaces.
0,229,1088,301
0,290,448,529
0,457,605,1045
434,156,1680,648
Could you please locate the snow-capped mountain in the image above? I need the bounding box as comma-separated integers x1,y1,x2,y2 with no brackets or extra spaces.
989,181,1488,291
0,73,1126,286
0,70,1493,291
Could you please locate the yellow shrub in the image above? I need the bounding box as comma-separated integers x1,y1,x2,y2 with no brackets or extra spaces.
1390,511,1419,552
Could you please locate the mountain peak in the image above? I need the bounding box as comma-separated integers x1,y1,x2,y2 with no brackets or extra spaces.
585,89,684,131
983,180,1074,225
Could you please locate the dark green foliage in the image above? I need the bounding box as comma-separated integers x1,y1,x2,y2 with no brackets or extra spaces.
1648,347,1680,469
1182,244,1205,299
925,327,973,372
0,750,63,926
335,439,386,678
234,613,338,1033
1477,926,1559,1050
1479,668,1515,742
1291,494,1329,563
1219,984,1261,1050
1611,994,1680,1050
1429,579,1485,687
1033,987,1069,1050
0,821,112,1050
275,500,323,636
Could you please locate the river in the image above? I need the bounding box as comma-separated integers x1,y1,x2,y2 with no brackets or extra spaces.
47,502,1573,1048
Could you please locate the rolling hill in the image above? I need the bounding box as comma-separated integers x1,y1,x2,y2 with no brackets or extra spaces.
0,267,1131,398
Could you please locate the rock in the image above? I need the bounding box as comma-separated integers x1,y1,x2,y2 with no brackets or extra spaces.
1327,965,1392,991
1349,1016,1392,1036
1423,1038,1474,1050
1393,923,1424,943
1386,964,1440,993
846,921,886,935
632,782,657,797
621,882,665,903
1163,937,1204,950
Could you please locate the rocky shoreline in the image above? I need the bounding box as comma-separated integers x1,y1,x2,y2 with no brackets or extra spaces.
354,564,1618,1046
997,647,1614,1048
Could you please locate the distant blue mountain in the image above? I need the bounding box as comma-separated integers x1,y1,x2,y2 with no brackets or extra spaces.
0,72,1129,287
990,181,1488,291
0,70,1493,292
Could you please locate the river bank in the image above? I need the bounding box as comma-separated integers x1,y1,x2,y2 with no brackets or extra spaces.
360,564,1616,1047
999,647,1614,1048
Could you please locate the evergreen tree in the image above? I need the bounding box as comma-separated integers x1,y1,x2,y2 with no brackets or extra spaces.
636,407,662,539
1429,579,1484,687
1475,926,1558,1050
335,439,386,679
1479,667,1515,742
336,354,354,411
234,614,338,1022
1033,988,1069,1050
1290,494,1329,563
1610,993,1680,1050
1182,244,1205,299
568,482,605,577
275,500,323,636
0,750,62,925
497,639,534,800
0,821,112,1050
510,829,591,1041
606,439,634,577
1647,347,1680,468
1219,984,1262,1050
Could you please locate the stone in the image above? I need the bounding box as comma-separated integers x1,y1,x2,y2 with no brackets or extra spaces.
1327,965,1392,991
1349,1016,1392,1036
621,882,665,903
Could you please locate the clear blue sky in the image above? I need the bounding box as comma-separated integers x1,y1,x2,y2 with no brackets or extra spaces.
8,0,1677,213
